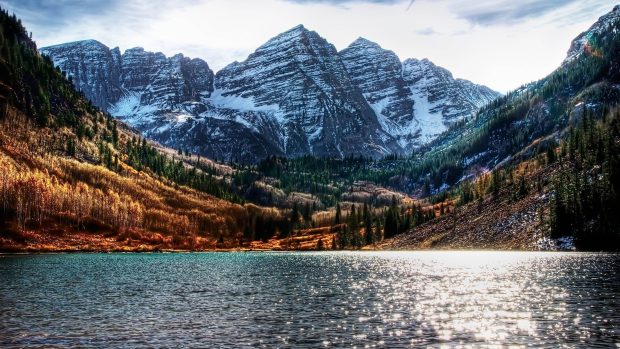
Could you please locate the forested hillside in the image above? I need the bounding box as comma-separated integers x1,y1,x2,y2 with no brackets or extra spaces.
380,106,620,250
0,8,272,251
379,7,620,250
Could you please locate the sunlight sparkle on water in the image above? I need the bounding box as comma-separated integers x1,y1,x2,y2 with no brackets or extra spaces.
1,252,618,348
352,251,602,346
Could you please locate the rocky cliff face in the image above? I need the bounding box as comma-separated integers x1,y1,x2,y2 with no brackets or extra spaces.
118,48,213,107
214,25,397,158
40,40,122,109
339,38,500,148
402,58,499,140
41,26,500,162
564,5,620,64
339,38,416,149
40,41,215,112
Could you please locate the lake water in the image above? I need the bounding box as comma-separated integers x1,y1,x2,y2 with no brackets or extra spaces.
0,252,618,348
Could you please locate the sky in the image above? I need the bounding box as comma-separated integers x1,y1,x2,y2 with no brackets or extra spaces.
0,0,614,93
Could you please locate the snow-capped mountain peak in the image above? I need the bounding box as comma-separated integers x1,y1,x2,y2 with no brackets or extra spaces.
41,25,499,162
340,39,500,149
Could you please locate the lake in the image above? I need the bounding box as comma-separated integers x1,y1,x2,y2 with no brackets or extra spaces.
0,252,618,348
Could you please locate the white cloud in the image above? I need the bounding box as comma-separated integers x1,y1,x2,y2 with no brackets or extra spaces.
0,0,614,92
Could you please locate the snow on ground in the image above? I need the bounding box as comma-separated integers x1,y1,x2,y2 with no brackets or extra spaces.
175,114,191,123
109,92,141,117
463,151,489,166
369,96,400,136
209,88,289,132
365,83,449,149
201,109,259,133
308,125,323,142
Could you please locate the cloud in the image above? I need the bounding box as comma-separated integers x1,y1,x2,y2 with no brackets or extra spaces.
0,0,122,28
414,27,436,36
441,0,598,26
0,0,604,32
282,0,605,26
283,0,404,4
0,0,190,33
0,0,614,93
282,0,420,11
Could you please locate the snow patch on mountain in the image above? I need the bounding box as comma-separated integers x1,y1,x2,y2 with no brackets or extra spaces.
109,93,140,117
410,87,447,142
211,89,279,113
42,27,500,162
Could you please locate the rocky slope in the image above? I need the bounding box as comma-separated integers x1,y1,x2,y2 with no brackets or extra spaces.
564,4,620,64
41,26,499,162
378,173,552,250
339,39,499,149
214,25,397,158
40,40,122,109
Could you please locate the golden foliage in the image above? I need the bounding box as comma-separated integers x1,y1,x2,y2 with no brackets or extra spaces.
0,108,258,249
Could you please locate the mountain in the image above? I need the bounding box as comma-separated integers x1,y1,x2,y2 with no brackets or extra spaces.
376,4,620,250
38,40,123,109
339,38,499,148
402,58,499,127
214,25,400,159
40,41,214,111
564,5,620,64
338,38,416,149
0,8,284,251
40,26,499,162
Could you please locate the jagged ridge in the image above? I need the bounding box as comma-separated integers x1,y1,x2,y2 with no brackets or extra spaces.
41,26,500,162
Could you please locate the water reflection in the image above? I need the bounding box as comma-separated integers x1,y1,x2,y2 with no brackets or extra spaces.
0,251,618,348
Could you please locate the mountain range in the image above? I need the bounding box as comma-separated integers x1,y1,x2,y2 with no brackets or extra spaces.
2,5,620,252
40,26,499,162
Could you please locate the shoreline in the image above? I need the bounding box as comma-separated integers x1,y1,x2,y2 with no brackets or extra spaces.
0,248,596,254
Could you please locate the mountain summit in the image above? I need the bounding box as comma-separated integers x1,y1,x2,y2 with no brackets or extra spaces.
41,26,500,162
213,24,394,158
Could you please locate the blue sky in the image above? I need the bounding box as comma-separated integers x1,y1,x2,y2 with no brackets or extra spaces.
0,0,613,92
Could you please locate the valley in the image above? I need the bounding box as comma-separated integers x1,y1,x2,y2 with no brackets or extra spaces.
1,5,620,252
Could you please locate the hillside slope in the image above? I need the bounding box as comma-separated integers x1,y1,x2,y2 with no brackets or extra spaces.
380,6,620,251
0,8,281,251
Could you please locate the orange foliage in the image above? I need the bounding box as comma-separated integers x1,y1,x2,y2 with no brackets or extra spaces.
0,108,262,249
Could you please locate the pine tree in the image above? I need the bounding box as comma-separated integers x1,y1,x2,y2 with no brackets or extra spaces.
66,138,76,157
316,238,324,250
374,219,382,242
334,202,341,224
290,202,300,229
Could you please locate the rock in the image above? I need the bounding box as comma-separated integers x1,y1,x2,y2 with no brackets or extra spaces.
214,25,397,159
41,26,499,162
41,40,122,109
339,38,416,149
563,5,620,64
